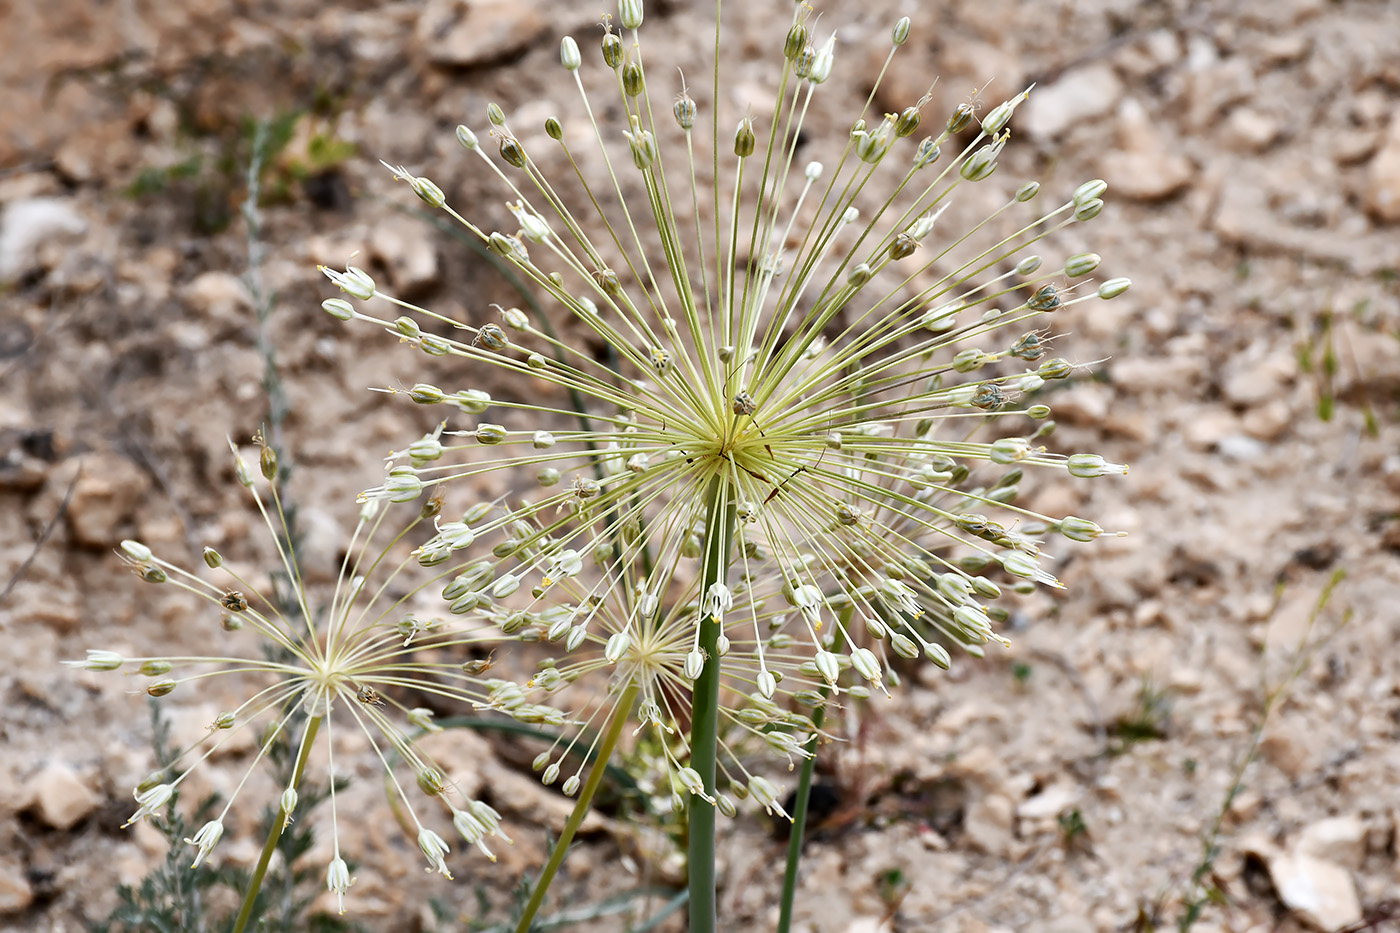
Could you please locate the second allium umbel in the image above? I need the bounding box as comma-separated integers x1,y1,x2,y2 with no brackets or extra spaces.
324,0,1127,883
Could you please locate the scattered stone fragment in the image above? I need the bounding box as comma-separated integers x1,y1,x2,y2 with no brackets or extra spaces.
1221,350,1295,407
1100,99,1194,201
1364,112,1400,223
1017,782,1081,821
369,215,441,298
0,197,87,282
1023,65,1123,141
1265,852,1362,931
416,0,548,69
0,858,32,914
1226,107,1282,152
179,271,254,326
63,453,150,549
28,761,98,831
1296,816,1367,870
963,793,1015,856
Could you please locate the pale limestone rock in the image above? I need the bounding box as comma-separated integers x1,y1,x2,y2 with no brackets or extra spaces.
1266,852,1362,931
180,270,253,325
964,793,1015,856
0,858,32,914
1023,65,1123,141
1296,816,1367,870
1101,99,1193,202
0,197,87,281
369,214,440,298
29,761,99,830
1222,351,1295,407
1364,113,1400,223
64,453,150,548
1016,782,1081,821
417,0,548,68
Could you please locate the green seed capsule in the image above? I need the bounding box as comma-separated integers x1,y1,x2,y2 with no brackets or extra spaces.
602,30,623,68
734,117,755,157
673,94,696,130
622,61,644,96
947,102,974,135
1027,284,1060,312
784,24,807,60
1064,252,1101,277
498,135,526,169
1098,277,1131,299
895,105,921,137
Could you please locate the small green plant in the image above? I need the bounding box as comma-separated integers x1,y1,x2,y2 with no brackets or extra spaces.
1175,570,1350,932
1109,679,1172,753
1057,808,1088,845
95,702,364,933
1296,300,1386,436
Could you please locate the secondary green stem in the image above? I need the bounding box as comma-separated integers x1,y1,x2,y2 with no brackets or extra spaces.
688,475,736,933
515,680,641,933
232,714,322,933
776,702,827,933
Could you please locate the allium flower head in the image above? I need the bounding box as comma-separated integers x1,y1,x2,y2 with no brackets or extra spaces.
322,1,1129,808
66,437,520,897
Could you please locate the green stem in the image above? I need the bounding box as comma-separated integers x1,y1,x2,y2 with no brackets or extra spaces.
776,703,827,933
688,476,736,933
232,714,322,933
515,680,641,933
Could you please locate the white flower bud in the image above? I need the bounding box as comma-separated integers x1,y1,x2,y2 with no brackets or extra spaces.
619,0,643,30
1098,277,1132,299
1073,178,1107,205
560,36,581,71
851,647,881,682
605,631,630,662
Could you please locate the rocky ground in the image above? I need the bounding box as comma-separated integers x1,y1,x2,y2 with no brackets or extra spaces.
3,0,1400,931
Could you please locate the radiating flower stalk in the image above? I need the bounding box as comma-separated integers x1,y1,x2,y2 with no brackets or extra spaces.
318,1,1129,928
67,436,525,925
74,0,1132,928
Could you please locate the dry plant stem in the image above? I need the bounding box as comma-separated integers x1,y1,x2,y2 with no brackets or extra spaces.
232,714,322,933
688,476,736,933
514,680,641,933
1178,569,1347,931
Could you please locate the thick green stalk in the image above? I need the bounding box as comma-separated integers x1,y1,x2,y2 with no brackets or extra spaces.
232,714,322,933
515,680,640,933
688,476,736,933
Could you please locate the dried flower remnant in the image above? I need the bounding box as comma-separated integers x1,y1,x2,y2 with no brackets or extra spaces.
66,438,525,901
